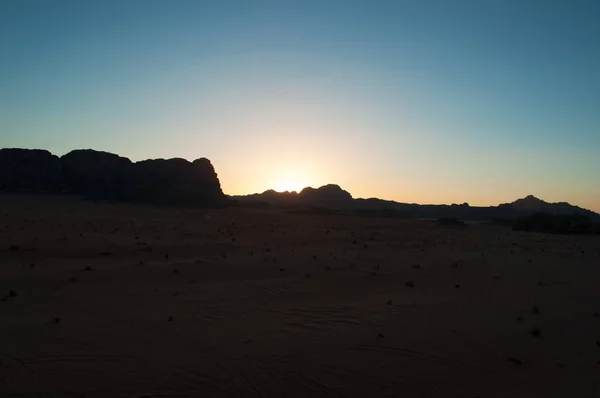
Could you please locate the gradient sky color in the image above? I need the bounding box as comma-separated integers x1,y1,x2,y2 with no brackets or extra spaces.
1,0,599,210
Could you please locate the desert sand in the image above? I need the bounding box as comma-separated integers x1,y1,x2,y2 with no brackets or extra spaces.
1,195,599,398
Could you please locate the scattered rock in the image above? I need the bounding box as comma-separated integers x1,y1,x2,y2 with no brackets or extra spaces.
506,356,523,365
530,327,542,338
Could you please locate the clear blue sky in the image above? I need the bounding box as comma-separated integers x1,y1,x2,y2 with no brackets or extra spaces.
1,0,599,210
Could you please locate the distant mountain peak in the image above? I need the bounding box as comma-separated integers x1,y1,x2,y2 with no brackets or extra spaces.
513,195,546,206
299,184,353,201
506,195,597,218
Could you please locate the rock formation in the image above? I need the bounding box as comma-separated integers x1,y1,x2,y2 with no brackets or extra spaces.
299,184,353,203
232,188,599,222
126,157,223,206
61,149,132,200
0,149,68,193
0,148,224,207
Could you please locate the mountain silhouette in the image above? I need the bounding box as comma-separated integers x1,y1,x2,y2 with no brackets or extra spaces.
0,149,69,194
508,194,592,214
0,148,224,206
299,184,353,202
1,148,598,220
232,186,599,221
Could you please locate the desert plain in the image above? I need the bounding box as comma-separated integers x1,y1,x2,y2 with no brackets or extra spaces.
1,195,599,398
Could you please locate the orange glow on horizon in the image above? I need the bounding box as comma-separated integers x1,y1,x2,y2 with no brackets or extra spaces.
271,169,311,193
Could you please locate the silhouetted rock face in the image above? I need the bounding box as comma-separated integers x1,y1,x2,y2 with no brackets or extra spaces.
511,195,548,210
232,184,352,207
233,187,599,221
0,149,68,193
61,150,132,200
126,157,224,206
299,184,353,203
504,195,597,218
0,148,224,207
60,150,223,205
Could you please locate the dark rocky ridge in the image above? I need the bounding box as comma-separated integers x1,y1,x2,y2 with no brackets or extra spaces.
2,147,598,220
61,149,133,200
231,186,600,222
0,149,69,194
238,184,352,208
0,148,224,207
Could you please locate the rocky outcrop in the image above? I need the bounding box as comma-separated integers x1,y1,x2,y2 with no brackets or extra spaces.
299,184,353,203
61,149,132,200
0,148,224,207
231,184,352,208
126,157,223,206
233,188,599,221
0,149,68,193
502,195,597,218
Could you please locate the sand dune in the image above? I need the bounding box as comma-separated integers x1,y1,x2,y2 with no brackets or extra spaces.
1,195,599,397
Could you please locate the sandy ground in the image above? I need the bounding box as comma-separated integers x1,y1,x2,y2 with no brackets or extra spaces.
1,195,599,398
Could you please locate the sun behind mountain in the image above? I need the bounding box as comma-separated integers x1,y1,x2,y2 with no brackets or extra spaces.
271,170,312,193
274,180,304,193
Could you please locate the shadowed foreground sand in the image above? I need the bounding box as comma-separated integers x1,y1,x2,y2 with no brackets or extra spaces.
1,195,599,397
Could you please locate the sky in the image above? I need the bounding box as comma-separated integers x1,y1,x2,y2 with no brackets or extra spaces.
1,0,599,211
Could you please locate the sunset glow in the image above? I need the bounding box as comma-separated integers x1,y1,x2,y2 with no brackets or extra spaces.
271,169,311,193
274,181,303,193
1,1,598,211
